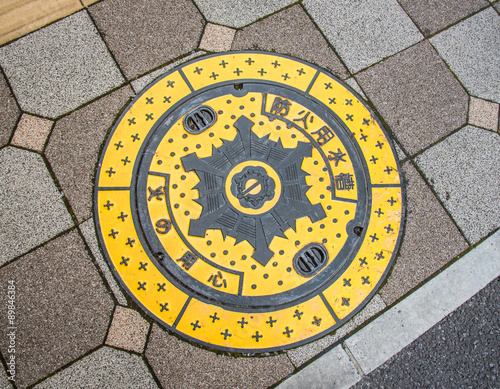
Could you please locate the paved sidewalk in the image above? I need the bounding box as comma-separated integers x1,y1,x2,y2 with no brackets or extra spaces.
0,1,499,388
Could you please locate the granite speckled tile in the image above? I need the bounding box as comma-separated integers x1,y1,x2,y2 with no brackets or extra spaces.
397,0,488,36
431,8,500,103
0,147,73,265
231,4,348,79
0,11,124,118
303,0,422,73
415,126,500,244
106,307,150,354
199,23,236,52
46,86,133,222
379,162,469,305
146,324,294,388
468,96,499,131
193,0,295,28
35,347,158,389
89,0,204,79
0,230,114,388
356,41,468,155
11,114,53,151
0,71,20,148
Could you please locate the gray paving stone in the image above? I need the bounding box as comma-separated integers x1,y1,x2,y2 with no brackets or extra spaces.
287,295,386,367
379,162,469,306
0,11,124,118
193,0,295,28
430,8,500,103
0,230,115,388
345,78,366,99
145,324,294,389
415,126,500,244
279,345,361,389
46,86,133,222
80,218,128,305
397,0,488,36
231,5,348,79
345,229,500,374
356,41,468,155
0,366,12,389
0,147,73,265
303,0,422,73
35,347,158,389
0,71,20,148
89,0,204,79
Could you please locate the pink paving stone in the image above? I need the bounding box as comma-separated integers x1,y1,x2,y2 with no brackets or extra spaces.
469,96,499,131
106,306,151,354
11,114,53,151
199,23,236,52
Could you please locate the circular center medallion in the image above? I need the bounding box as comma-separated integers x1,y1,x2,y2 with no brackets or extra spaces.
94,52,405,353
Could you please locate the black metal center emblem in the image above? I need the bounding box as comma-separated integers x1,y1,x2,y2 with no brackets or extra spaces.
231,165,275,209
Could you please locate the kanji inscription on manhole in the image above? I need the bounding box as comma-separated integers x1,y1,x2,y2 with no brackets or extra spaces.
95,52,405,353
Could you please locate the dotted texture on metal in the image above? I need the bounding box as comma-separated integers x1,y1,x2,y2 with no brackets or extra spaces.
95,52,405,353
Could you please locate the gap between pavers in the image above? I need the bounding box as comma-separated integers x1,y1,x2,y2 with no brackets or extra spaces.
277,229,500,388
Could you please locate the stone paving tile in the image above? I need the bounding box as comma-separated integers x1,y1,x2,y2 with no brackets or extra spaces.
145,324,294,388
46,86,133,222
469,96,500,131
106,306,150,354
89,0,204,80
199,23,236,52
397,0,488,36
379,162,469,306
0,366,12,389
0,147,73,265
303,0,422,73
415,126,500,244
0,71,20,148
0,11,124,119
193,0,295,28
79,218,128,305
287,295,386,367
232,5,348,79
0,230,115,388
356,41,468,156
131,51,206,94
11,114,53,152
430,8,500,103
35,347,158,389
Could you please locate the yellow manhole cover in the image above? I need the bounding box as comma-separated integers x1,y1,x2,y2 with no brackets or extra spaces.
95,52,404,353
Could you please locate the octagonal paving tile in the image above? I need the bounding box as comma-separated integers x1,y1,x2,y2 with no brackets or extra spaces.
0,230,115,388
231,4,348,79
89,0,205,79
356,41,468,156
0,11,124,119
0,147,73,265
415,126,500,244
303,0,422,73
35,347,157,389
430,7,500,103
46,86,133,222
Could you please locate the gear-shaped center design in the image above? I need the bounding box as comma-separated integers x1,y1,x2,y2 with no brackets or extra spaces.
231,165,276,209
182,115,326,266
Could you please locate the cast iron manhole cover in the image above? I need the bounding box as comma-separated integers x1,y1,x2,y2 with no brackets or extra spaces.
95,52,405,353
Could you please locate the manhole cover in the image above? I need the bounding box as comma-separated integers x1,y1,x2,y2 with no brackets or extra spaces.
95,52,404,353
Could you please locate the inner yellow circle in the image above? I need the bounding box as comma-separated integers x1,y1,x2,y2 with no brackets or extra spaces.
225,160,282,215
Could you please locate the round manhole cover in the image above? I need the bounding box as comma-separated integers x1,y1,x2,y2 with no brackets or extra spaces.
95,52,405,353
